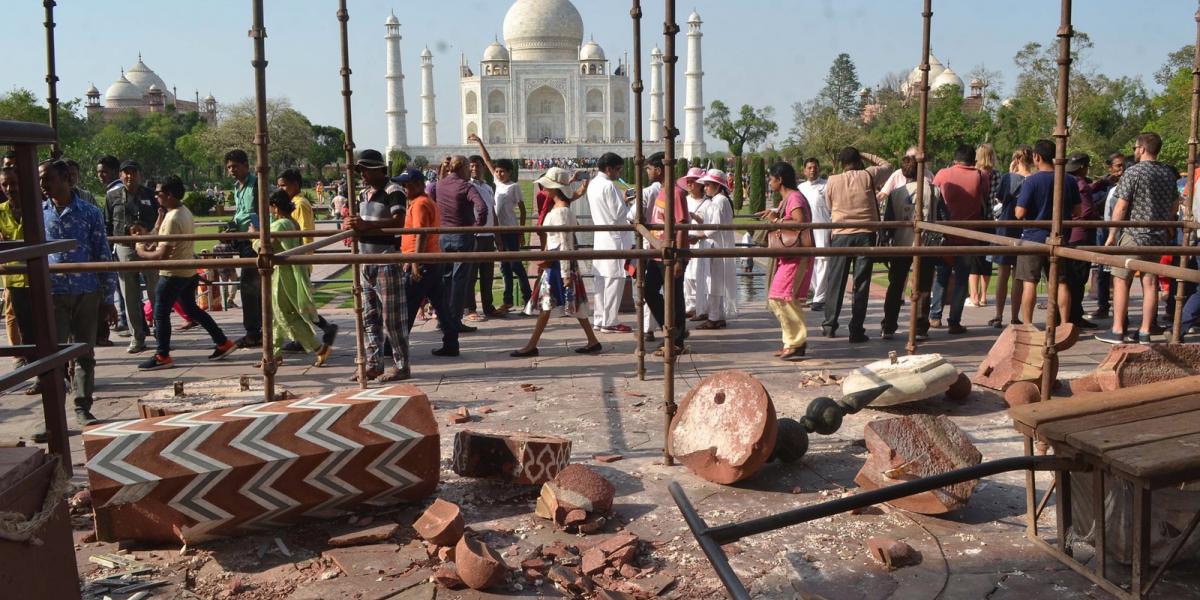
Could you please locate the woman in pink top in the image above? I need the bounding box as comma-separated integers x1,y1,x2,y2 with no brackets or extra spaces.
764,162,814,359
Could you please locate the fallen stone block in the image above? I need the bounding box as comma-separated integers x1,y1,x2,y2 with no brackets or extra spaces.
1087,343,1200,391
582,546,607,575
1004,381,1042,407
452,430,571,485
842,353,962,407
413,498,465,546
972,323,1077,391
84,384,440,543
854,414,982,514
593,453,624,463
669,370,777,484
327,523,401,548
324,543,408,578
538,464,615,527
867,537,921,569
455,535,507,590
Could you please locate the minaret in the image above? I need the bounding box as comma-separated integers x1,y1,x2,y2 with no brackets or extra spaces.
649,46,663,142
420,47,437,146
385,11,408,154
682,10,706,159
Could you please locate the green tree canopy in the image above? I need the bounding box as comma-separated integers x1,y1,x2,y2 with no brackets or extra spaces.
818,53,862,121
704,100,778,156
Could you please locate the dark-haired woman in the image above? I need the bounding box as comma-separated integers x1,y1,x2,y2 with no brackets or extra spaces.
255,190,329,367
760,162,814,360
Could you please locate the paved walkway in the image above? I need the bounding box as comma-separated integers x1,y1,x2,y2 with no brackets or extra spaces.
4,279,1199,598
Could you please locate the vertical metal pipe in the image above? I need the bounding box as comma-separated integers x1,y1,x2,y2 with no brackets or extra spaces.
337,0,368,388
906,0,933,355
661,0,680,465
42,0,61,158
250,0,275,401
631,0,647,380
1041,0,1072,403
1174,9,1200,343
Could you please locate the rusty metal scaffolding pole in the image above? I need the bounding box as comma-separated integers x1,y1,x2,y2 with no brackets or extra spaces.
1041,0,1072,404
337,0,368,389
632,0,647,380
42,0,61,158
906,0,933,355
1174,9,1200,343
250,0,276,401
661,0,680,466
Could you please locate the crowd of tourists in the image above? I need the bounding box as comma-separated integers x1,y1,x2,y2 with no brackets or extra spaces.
2,127,1199,442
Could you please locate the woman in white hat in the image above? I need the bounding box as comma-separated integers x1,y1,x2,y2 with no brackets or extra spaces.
511,168,603,357
681,167,710,321
693,169,738,328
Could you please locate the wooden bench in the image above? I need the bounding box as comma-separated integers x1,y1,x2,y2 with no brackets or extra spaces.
1009,374,1200,599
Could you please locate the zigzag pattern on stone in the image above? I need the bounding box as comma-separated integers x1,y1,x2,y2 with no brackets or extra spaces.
84,384,440,543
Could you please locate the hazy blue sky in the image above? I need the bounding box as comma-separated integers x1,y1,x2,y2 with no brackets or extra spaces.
2,1,1195,155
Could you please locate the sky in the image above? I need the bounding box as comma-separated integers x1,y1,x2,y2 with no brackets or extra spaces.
1,0,1196,155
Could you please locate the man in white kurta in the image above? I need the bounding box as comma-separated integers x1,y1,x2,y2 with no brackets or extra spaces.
586,153,633,332
799,158,830,310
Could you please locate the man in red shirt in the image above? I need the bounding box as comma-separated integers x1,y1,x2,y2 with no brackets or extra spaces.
397,168,458,357
931,144,987,335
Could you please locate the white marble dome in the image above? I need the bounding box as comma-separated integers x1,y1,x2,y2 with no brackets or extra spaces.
579,40,604,61
125,57,174,102
483,40,510,62
502,0,584,62
904,53,947,95
105,73,142,107
932,66,965,95
385,11,399,26
86,83,100,96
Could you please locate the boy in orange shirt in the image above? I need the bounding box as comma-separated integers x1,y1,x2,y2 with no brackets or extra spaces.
396,169,459,357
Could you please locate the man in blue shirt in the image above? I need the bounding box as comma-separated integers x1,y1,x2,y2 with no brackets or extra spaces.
224,149,263,348
1014,139,1081,326
37,159,119,442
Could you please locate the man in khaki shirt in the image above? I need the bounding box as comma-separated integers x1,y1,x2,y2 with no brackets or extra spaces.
822,147,890,343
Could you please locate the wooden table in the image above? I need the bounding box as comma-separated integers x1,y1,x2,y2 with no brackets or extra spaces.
1009,374,1200,599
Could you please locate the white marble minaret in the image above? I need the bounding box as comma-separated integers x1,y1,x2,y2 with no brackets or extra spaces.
649,46,663,143
420,47,437,146
384,11,408,154
682,10,706,159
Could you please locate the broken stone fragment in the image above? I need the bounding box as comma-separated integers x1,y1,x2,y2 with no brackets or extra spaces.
326,523,401,548
842,353,962,407
867,537,921,569
455,535,508,590
452,430,572,485
433,563,466,589
538,464,615,525
972,323,1077,391
563,509,588,526
854,414,982,514
1004,380,1042,407
577,516,607,534
593,453,624,463
1083,343,1200,391
437,545,455,562
581,547,607,575
413,499,465,546
669,370,777,485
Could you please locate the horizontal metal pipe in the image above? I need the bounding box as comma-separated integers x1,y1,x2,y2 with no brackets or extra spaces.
108,229,320,243
0,257,256,274
0,239,76,263
275,229,356,257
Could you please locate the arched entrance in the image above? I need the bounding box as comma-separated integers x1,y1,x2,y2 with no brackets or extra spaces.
526,85,566,142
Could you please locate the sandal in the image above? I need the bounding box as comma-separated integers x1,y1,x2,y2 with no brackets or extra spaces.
575,343,603,354
466,312,486,322
510,347,539,358
987,318,1003,329
696,320,722,330
378,368,411,382
779,344,807,360
312,344,332,367
773,346,787,357
688,314,709,322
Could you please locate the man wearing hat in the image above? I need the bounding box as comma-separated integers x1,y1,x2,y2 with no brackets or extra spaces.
587,152,633,333
346,149,410,381
104,159,160,354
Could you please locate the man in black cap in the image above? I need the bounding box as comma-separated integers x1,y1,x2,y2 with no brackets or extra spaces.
104,159,160,354
344,149,410,382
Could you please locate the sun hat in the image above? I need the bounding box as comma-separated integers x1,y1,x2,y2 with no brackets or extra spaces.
697,169,731,193
535,167,571,190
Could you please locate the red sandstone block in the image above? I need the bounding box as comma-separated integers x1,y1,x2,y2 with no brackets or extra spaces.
414,498,465,547
867,537,920,569
327,523,401,548
83,384,440,543
669,370,777,484
854,414,982,515
455,535,507,590
538,464,615,526
452,430,571,485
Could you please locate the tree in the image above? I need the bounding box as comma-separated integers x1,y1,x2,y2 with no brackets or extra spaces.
199,97,314,175
818,53,862,120
790,100,863,168
388,150,411,176
732,155,744,211
310,125,345,177
748,155,766,214
704,100,778,157
1155,45,1195,87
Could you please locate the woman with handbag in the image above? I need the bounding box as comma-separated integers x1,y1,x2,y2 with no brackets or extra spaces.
511,170,603,357
763,162,814,359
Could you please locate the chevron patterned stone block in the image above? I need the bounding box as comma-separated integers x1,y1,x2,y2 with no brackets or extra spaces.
83,385,439,543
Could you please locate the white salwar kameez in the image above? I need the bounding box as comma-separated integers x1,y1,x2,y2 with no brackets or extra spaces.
586,172,632,328
799,178,829,303
683,194,709,315
701,193,738,320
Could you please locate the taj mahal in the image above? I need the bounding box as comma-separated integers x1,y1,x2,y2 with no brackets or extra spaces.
384,0,707,160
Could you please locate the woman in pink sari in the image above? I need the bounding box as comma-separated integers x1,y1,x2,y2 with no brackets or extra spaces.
764,162,814,359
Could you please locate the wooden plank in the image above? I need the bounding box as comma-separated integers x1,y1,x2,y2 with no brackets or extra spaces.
1009,375,1200,434
1104,432,1200,483
1036,394,1200,443
1066,409,1200,455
